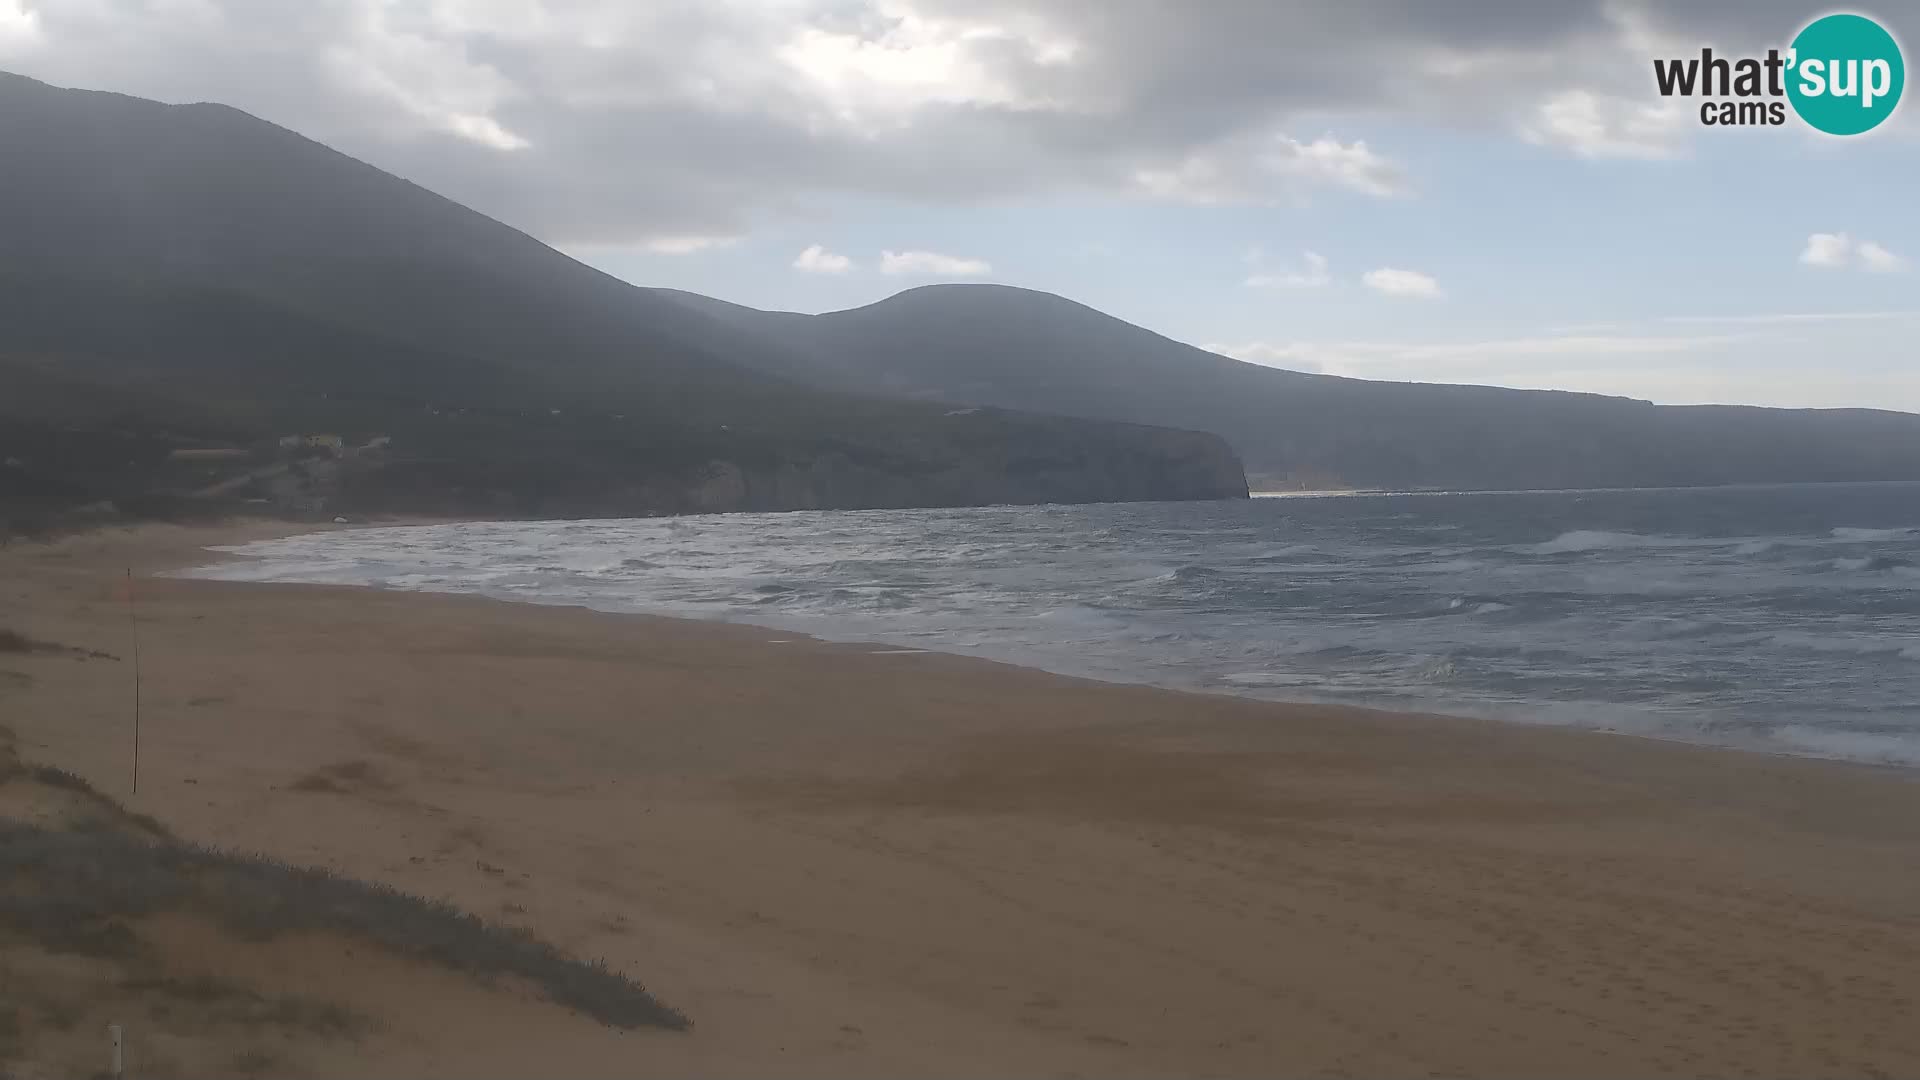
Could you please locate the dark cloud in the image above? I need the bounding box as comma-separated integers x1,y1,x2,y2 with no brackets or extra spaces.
0,1,1810,246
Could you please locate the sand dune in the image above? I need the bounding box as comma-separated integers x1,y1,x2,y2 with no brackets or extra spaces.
5,522,1920,1077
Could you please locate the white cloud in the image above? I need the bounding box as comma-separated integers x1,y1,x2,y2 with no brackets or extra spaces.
775,9,1077,125
1204,330,1744,384
1801,232,1853,268
879,249,991,276
1275,137,1407,198
0,3,1847,248
1801,233,1909,272
1133,134,1407,204
1519,89,1687,160
1859,241,1909,273
441,112,530,151
792,243,853,273
1663,310,1918,326
1202,342,1327,372
318,2,532,151
0,0,43,56
1361,267,1443,299
644,235,734,255
1245,250,1330,289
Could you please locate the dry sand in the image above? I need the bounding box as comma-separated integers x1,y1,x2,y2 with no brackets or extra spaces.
4,520,1920,1077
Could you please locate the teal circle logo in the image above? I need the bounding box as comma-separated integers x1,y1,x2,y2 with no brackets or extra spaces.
1787,13,1905,135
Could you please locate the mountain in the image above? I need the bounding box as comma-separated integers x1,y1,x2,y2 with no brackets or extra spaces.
0,72,1246,529
9,69,1913,516
659,283,1920,491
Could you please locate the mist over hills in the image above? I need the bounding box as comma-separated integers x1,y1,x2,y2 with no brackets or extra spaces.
659,283,1920,492
0,72,1245,526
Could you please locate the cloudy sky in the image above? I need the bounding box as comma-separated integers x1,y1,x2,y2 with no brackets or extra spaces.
2,0,1915,409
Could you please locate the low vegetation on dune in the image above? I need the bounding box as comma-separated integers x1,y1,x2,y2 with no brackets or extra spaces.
0,734,684,1074
0,628,44,653
0,824,686,1030
0,627,117,660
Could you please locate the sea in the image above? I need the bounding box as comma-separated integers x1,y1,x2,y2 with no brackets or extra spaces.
189,482,1920,766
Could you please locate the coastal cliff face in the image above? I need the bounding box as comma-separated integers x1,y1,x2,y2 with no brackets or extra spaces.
699,424,1249,511
0,366,1249,530
323,420,1247,519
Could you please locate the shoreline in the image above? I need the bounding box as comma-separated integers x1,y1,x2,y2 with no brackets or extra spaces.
8,520,1920,1076
184,518,1920,776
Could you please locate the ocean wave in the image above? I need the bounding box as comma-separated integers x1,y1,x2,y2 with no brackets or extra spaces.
1527,530,1680,553
1445,596,1511,615
1770,726,1920,766
1125,564,1234,595
1610,616,1771,643
180,490,1920,770
1402,557,1486,575
1768,631,1920,660
1833,555,1913,572
1247,544,1319,560
1525,530,1802,556
1284,643,1397,663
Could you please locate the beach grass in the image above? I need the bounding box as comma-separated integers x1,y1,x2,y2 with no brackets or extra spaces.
0,748,687,1034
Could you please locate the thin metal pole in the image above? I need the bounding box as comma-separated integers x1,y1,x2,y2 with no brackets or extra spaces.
109,1022,124,1078
126,569,140,796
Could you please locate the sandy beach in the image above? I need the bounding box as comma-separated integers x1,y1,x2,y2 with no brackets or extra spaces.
5,520,1920,1078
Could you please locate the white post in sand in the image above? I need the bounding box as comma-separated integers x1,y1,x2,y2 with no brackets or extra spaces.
109,1023,124,1078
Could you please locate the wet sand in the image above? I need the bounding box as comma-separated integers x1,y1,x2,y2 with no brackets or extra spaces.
4,521,1920,1077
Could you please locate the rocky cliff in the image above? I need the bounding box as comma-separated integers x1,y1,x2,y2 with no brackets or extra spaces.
317,414,1248,519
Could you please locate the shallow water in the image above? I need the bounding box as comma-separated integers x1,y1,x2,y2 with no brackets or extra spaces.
192,482,1920,765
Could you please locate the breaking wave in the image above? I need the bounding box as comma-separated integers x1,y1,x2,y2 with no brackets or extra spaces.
189,482,1920,768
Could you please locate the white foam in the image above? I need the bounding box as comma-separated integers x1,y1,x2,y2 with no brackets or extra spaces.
1770,726,1920,766
1528,530,1670,553
1527,530,1794,555
1832,526,1918,541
